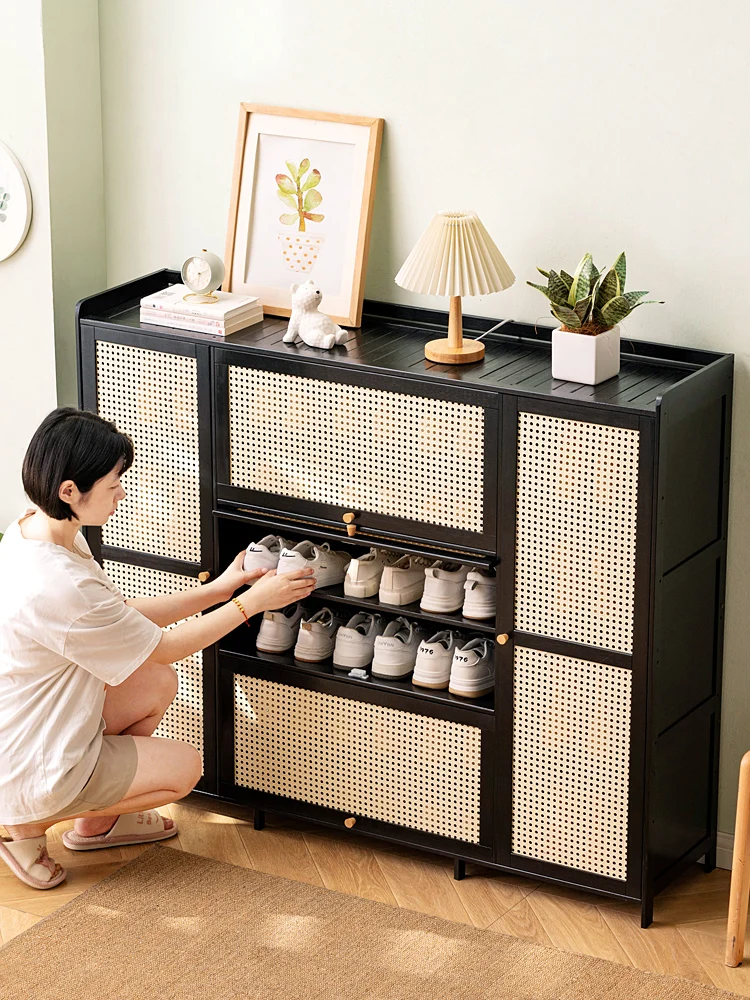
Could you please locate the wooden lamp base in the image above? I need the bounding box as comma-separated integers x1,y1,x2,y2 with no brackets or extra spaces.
425,295,485,365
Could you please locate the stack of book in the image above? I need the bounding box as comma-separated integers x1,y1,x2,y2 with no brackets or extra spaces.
140,285,263,336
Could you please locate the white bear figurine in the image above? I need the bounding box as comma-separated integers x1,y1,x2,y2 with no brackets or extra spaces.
283,280,348,350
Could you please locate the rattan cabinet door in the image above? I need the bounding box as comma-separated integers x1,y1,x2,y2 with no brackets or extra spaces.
102,559,216,794
80,328,212,572
496,397,652,898
513,407,640,653
214,350,499,555
220,657,495,859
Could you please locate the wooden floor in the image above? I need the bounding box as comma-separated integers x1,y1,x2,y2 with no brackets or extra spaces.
1,795,746,993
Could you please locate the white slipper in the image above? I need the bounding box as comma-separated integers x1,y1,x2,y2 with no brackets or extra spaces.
61,809,178,851
0,834,67,889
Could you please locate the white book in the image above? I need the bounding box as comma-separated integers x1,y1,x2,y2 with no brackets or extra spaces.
140,305,263,330
140,308,263,336
140,284,261,321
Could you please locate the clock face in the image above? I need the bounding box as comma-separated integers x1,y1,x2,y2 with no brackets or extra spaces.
185,257,212,292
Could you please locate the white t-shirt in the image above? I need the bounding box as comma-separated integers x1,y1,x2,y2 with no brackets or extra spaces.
0,511,164,823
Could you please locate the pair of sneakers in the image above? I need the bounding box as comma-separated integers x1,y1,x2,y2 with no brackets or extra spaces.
345,550,496,620
413,631,495,698
244,535,351,588
369,619,494,698
422,563,496,620
257,603,385,668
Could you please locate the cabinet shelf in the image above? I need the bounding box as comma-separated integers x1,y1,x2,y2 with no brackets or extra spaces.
219,633,495,716
216,505,497,569
306,582,496,636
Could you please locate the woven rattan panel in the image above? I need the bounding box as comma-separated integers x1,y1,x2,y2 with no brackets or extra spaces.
97,342,200,562
512,646,631,880
515,412,639,653
103,560,204,764
228,366,485,533
234,675,482,842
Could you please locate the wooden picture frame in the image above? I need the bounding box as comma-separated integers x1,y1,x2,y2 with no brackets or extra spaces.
224,104,383,328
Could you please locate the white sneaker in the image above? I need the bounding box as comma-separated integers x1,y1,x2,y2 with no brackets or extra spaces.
462,568,497,620
449,638,495,698
333,612,385,669
344,548,398,598
243,534,294,577
256,602,305,653
371,617,428,679
412,630,461,690
378,554,431,606
293,607,347,662
420,561,470,613
276,541,351,589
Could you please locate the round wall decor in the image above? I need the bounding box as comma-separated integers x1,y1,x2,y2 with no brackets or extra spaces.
0,140,32,262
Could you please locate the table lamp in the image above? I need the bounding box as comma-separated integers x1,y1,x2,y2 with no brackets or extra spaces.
395,210,515,364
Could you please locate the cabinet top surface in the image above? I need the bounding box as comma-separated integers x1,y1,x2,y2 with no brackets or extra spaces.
78,270,732,414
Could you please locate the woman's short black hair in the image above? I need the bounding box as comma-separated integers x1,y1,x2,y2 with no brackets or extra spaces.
22,407,134,521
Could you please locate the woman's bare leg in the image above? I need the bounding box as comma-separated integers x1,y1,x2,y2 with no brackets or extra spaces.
4,736,202,840
73,659,187,837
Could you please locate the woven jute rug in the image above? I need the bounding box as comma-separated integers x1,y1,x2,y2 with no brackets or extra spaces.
0,845,742,1000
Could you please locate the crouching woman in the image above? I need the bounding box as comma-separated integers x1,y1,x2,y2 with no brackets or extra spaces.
0,407,314,889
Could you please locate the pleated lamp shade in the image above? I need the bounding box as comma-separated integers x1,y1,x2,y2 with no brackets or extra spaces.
395,211,515,364
395,210,515,297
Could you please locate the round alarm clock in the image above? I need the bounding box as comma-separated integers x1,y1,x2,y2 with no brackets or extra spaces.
181,250,225,303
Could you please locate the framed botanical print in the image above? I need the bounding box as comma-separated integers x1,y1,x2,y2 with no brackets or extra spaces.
224,104,383,328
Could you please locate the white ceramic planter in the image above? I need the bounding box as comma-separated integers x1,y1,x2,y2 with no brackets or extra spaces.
551,324,621,385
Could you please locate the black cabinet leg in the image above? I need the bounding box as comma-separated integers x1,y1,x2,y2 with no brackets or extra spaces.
640,895,653,928
254,809,265,831
454,858,466,881
704,846,717,873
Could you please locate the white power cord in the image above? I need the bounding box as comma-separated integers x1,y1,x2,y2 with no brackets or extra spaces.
473,319,512,342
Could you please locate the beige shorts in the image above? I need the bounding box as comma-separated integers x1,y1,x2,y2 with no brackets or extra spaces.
41,735,139,823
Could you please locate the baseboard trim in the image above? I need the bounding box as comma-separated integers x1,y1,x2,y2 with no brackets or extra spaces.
698,832,733,870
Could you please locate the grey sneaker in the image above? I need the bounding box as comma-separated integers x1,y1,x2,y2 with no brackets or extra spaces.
256,602,305,654
293,607,348,662
449,637,494,698
333,612,385,670
412,630,462,690
371,617,428,679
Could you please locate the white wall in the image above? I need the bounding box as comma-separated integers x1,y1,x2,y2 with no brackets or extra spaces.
97,0,750,833
0,1,58,529
43,0,107,406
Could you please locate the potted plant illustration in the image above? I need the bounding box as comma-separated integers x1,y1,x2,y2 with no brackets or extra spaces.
528,252,662,385
276,158,325,275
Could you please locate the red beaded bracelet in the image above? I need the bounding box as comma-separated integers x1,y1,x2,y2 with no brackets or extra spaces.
231,596,250,626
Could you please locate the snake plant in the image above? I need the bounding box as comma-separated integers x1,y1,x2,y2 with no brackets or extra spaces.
528,252,662,334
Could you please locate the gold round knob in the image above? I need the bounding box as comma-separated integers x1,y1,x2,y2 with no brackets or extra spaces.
496,633,509,645
198,571,210,583
342,512,356,524
344,817,356,828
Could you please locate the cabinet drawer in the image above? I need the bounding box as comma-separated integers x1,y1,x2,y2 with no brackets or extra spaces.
214,350,499,554
220,656,494,849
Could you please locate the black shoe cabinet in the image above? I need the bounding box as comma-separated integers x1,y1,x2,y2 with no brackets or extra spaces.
76,269,733,926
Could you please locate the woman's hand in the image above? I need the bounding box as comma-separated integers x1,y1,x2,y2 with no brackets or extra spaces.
239,566,316,613
210,550,270,603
